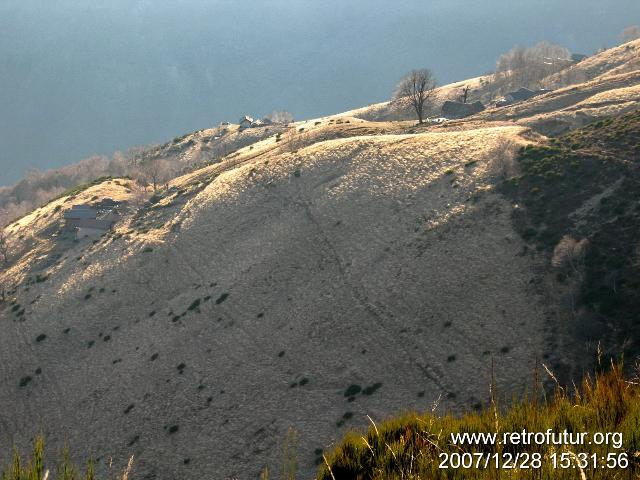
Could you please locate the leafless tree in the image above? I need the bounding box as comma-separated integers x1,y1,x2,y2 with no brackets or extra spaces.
460,85,471,104
491,137,520,179
266,111,294,125
130,182,151,209
0,140,187,223
0,278,6,302
0,226,8,301
0,210,10,266
551,67,588,89
621,25,640,44
108,150,136,176
134,159,172,192
393,69,437,124
280,126,305,153
495,41,571,91
552,235,589,276
551,235,589,318
0,231,8,265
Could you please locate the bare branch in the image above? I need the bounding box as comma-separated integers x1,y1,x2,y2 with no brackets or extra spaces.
621,25,640,44
393,69,437,124
265,111,294,125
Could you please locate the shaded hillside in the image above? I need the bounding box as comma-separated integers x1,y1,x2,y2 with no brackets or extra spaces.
500,109,640,359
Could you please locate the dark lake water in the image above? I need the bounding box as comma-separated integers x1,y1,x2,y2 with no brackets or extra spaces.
1,0,638,184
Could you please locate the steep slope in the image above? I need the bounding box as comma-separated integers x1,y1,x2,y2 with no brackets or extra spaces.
542,39,640,87
501,109,640,359
0,124,568,478
475,70,640,134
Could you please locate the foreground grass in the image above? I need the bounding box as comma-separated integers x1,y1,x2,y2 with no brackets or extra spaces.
0,437,133,480
318,362,640,479
4,367,639,480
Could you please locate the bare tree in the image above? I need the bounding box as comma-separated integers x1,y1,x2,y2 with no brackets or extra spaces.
281,126,304,153
266,111,294,125
552,235,589,276
0,230,8,265
134,159,171,192
495,41,571,91
0,221,8,302
0,278,6,302
491,137,519,179
130,182,151,209
0,211,10,266
460,85,471,104
621,25,640,44
496,46,527,88
393,69,437,124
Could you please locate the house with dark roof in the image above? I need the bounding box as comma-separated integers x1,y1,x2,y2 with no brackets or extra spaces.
75,218,117,239
239,116,254,130
63,204,119,239
503,87,549,104
63,205,98,228
441,101,485,119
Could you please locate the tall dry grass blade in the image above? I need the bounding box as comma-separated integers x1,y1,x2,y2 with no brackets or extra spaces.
322,454,337,480
361,436,375,457
490,356,499,433
366,415,379,437
567,451,587,480
385,443,397,461
542,363,564,393
532,358,537,408
431,393,442,413
259,467,269,480
120,455,134,480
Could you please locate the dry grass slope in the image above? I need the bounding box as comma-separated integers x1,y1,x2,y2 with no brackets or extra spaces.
1,39,639,479
0,122,559,479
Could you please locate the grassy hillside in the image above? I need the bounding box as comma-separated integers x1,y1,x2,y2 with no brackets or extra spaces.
500,109,640,359
317,109,640,480
0,123,552,479
318,363,640,479
473,69,640,135
1,40,639,480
